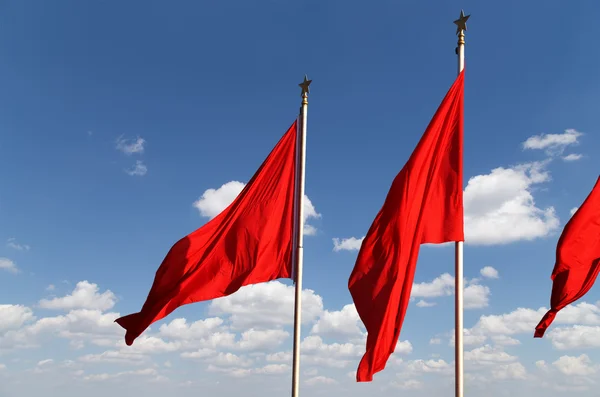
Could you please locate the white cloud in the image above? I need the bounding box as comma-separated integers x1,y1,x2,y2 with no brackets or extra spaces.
546,325,600,350
465,345,518,365
570,207,579,216
305,375,337,386
158,317,225,341
125,160,147,176
5,276,600,395
265,351,291,362
552,354,597,376
416,300,436,308
193,181,246,219
455,301,600,350
83,368,162,382
449,328,489,347
490,335,521,346
310,304,362,338
411,273,490,309
491,362,527,380
332,236,364,252
0,305,35,331
192,181,320,235
411,273,454,298
236,329,289,351
116,136,146,155
480,266,499,279
563,153,583,161
464,284,490,309
0,257,19,274
208,352,253,368
38,281,117,312
392,379,423,389
46,284,56,292
6,238,30,251
79,349,151,366
522,129,582,155
0,308,122,351
405,358,452,375
464,161,559,245
209,281,323,329
37,359,54,366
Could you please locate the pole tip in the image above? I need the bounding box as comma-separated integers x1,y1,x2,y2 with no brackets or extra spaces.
299,75,312,96
453,10,470,35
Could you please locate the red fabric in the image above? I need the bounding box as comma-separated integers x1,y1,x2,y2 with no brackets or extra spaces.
534,176,600,338
348,71,465,382
116,121,298,345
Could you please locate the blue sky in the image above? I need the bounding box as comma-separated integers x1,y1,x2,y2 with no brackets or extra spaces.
2,1,600,396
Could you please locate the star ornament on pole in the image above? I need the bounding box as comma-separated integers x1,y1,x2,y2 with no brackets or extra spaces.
299,75,312,96
453,10,470,35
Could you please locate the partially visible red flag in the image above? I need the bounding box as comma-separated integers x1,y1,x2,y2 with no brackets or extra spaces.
116,121,298,346
534,176,600,338
348,71,465,382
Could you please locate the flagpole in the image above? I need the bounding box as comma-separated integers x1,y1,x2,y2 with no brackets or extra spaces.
291,75,311,397
453,10,469,397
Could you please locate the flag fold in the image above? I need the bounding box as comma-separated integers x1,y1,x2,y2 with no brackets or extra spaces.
534,176,600,338
349,71,465,382
116,121,298,345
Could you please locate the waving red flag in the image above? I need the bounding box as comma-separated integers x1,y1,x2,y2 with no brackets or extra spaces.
116,121,298,345
349,71,465,382
535,176,600,338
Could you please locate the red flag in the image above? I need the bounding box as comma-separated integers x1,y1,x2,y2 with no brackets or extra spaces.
116,121,298,345
348,71,464,382
534,176,600,338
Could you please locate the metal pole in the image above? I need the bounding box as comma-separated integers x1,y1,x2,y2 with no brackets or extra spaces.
453,10,469,397
291,75,311,397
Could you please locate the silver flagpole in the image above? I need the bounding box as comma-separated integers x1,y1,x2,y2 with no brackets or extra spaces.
291,75,311,397
453,9,469,397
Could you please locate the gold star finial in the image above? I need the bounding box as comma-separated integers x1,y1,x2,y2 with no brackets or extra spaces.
299,75,312,96
453,10,470,35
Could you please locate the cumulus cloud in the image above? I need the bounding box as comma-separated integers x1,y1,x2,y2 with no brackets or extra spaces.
332,237,364,252
480,266,499,279
0,257,19,274
552,354,597,376
209,281,323,329
38,281,117,312
491,362,527,380
0,305,35,331
464,161,559,245
453,301,600,350
310,304,362,338
116,136,146,155
3,276,597,395
546,325,600,350
305,375,337,386
465,345,518,366
416,300,437,308
411,272,491,309
192,181,320,235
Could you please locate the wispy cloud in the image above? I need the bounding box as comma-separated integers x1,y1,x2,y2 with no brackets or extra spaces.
125,160,148,176
562,153,583,162
522,129,582,156
6,238,30,251
116,136,146,155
